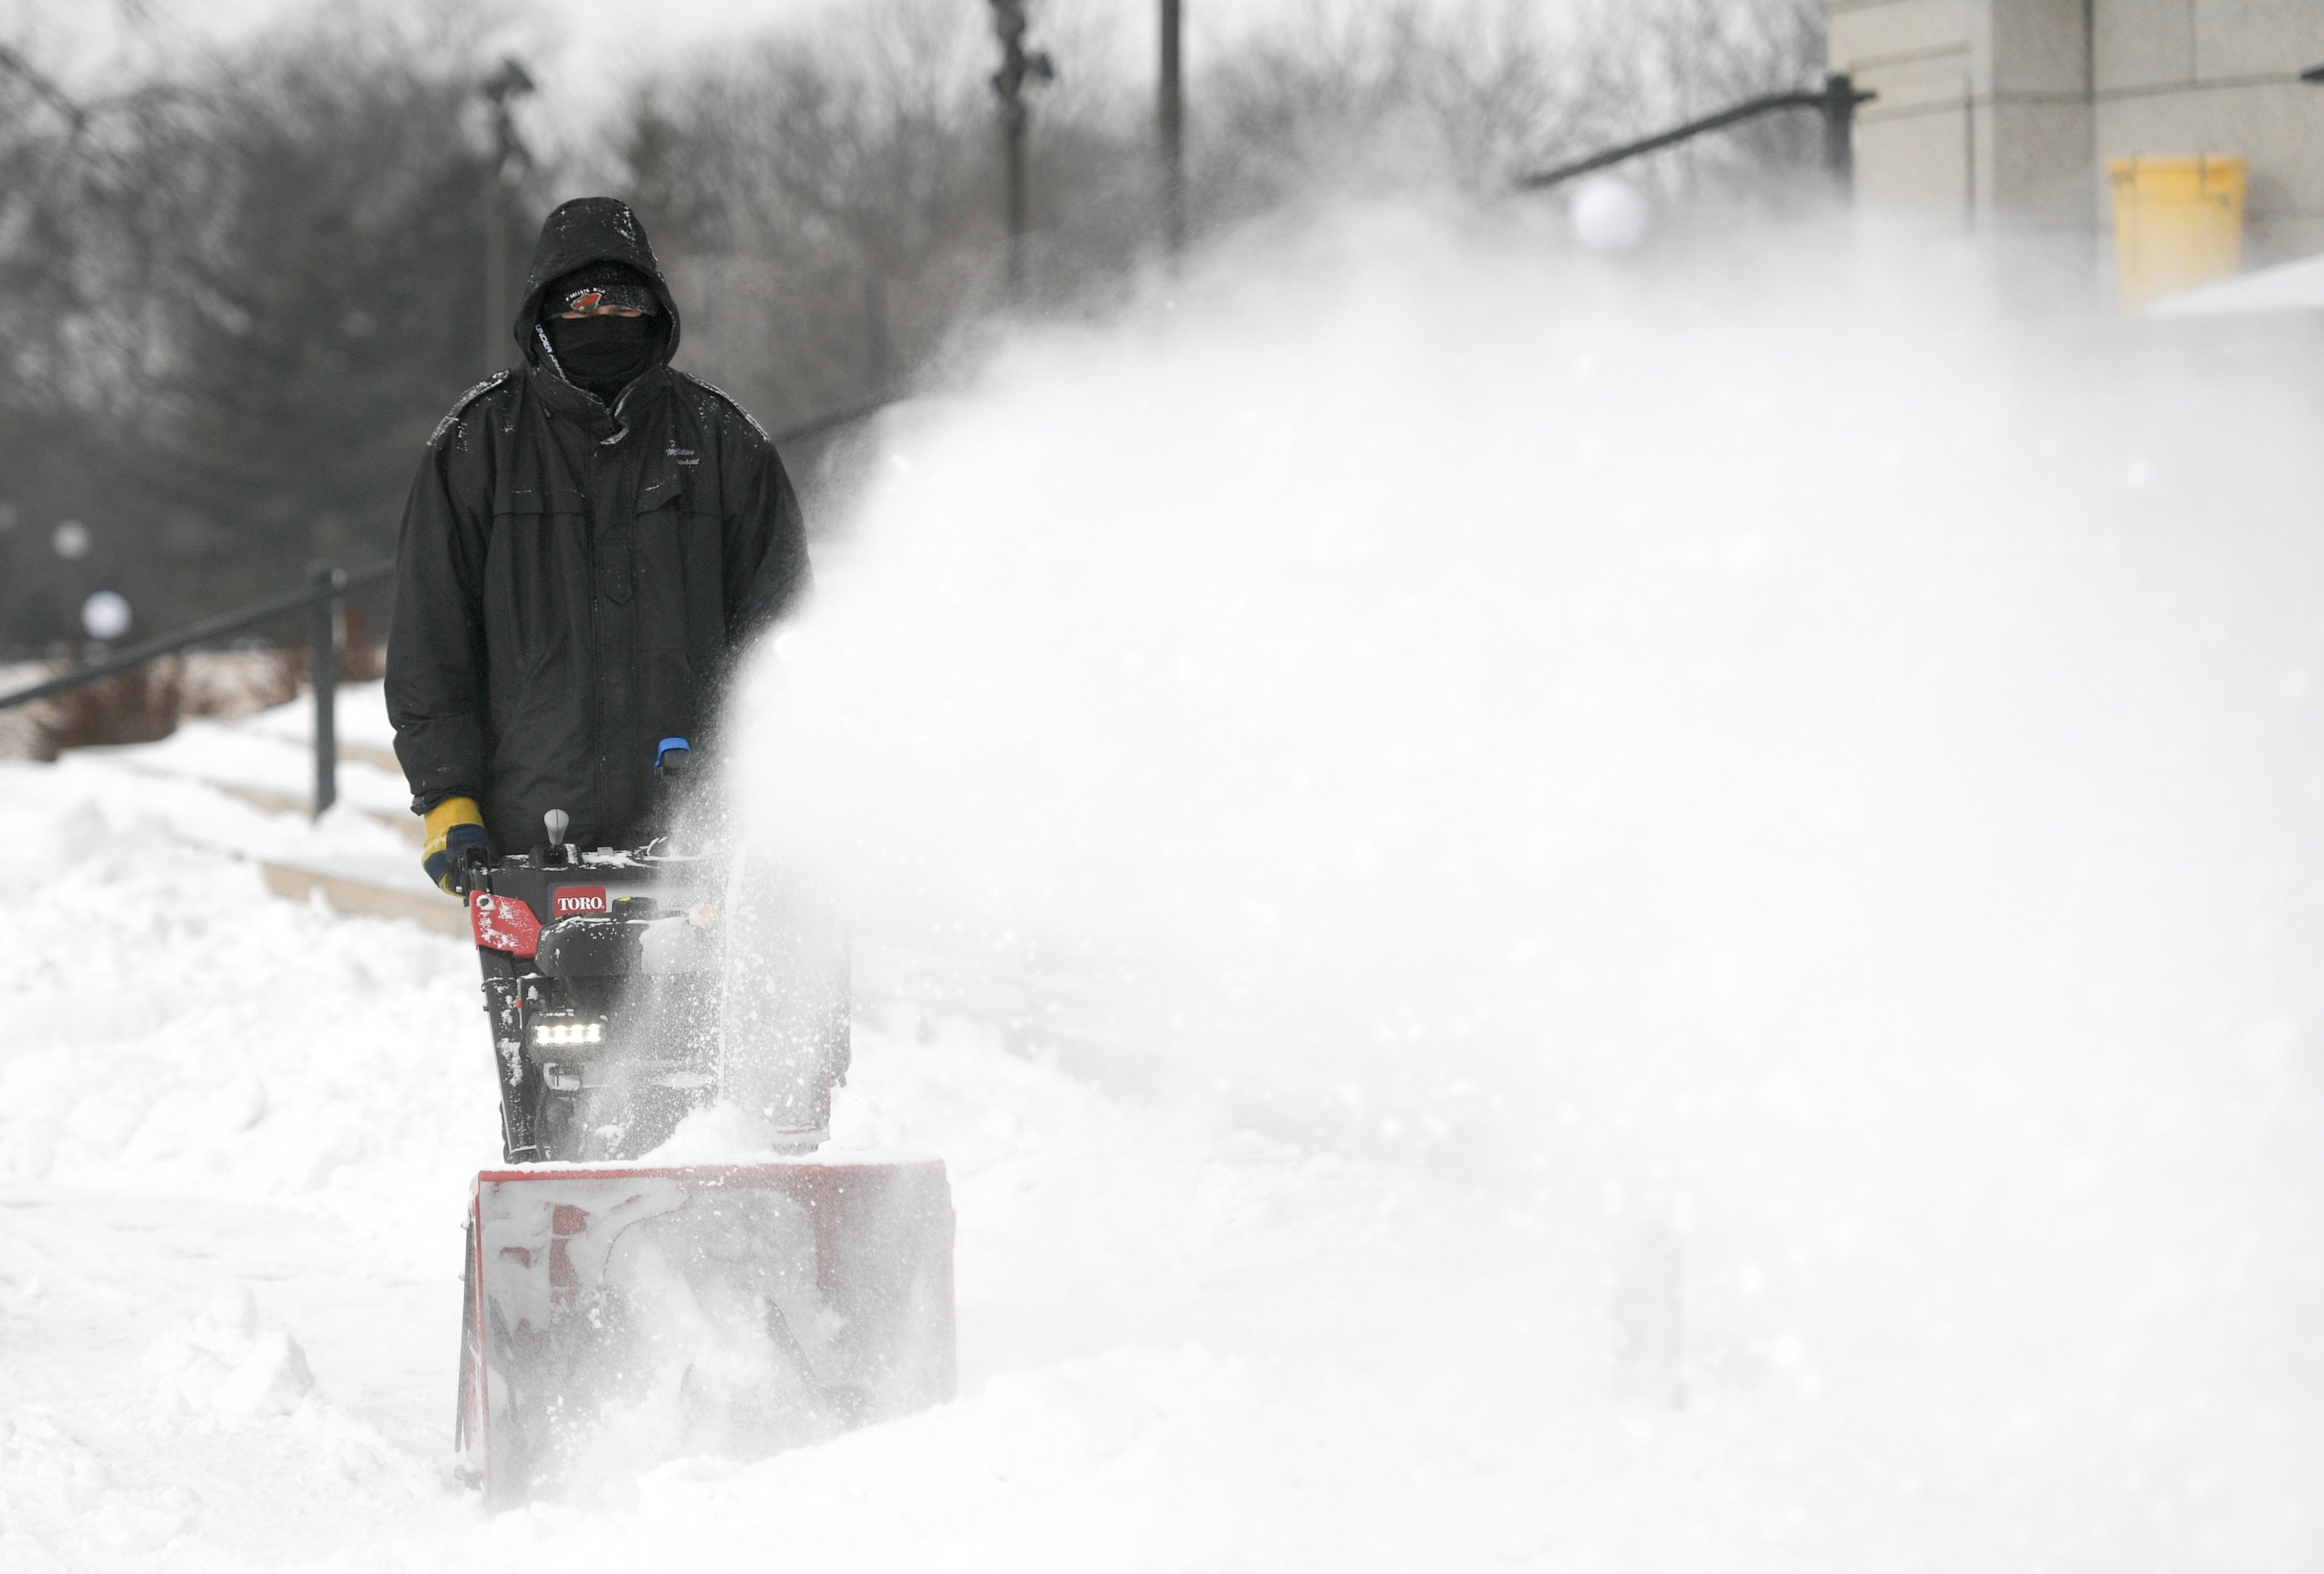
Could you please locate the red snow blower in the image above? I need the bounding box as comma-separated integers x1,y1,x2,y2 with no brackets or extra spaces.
449,761,953,1501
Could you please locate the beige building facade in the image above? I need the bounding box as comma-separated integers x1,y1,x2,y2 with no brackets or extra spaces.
1831,0,2324,265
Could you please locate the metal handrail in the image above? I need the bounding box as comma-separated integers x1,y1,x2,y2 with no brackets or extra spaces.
0,560,394,714
0,388,906,716
0,385,907,814
1518,73,1875,195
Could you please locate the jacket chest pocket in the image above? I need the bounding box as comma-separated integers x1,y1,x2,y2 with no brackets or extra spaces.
485,498,591,678
596,523,635,606
634,503,725,647
587,463,686,609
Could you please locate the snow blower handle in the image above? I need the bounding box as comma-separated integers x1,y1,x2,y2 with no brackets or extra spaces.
653,739,695,833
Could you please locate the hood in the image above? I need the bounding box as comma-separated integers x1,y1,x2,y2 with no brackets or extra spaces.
513,196,681,363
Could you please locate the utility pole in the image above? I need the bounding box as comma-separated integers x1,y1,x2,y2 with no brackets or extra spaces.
1160,0,1185,258
480,58,536,375
987,0,1053,297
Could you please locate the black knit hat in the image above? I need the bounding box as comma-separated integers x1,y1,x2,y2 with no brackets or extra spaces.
544,260,660,317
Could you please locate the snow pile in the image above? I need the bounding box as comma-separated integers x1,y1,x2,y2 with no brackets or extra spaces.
0,1411,203,1565
0,707,498,1564
0,692,1583,1571
146,1288,316,1421
0,751,495,1254
639,1099,795,1163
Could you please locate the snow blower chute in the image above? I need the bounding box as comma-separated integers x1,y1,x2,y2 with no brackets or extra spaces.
450,769,954,1502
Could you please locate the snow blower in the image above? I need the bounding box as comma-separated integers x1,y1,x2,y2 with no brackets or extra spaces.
450,757,954,1502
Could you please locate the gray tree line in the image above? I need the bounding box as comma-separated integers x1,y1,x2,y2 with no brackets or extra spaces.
0,0,1819,658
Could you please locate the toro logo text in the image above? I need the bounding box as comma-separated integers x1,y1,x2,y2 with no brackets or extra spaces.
551,886,610,918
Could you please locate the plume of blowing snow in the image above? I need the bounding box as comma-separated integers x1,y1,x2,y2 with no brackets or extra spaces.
730,207,2324,1565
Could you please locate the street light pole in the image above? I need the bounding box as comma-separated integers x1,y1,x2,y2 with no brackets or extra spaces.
1160,0,1185,258
481,58,536,375
1518,74,1875,199
987,0,1054,297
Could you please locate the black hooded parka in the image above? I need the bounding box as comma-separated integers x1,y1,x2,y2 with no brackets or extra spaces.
386,198,809,855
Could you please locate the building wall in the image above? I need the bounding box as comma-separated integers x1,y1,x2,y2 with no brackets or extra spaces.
1831,0,2324,267
1831,0,1984,227
2093,0,2324,262
1989,0,2094,226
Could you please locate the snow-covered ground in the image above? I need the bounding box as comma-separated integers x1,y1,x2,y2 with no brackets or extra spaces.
6,215,2324,1571
0,705,1596,1573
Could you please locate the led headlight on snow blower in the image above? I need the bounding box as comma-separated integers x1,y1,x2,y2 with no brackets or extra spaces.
533,1021,605,1048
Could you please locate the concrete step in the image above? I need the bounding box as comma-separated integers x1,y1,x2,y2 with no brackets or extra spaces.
260,862,469,938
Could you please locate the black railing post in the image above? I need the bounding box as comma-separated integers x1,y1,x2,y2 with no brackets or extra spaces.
311,563,343,819
1822,72,1858,199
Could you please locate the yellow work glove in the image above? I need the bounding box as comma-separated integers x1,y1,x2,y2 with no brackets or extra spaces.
421,797,494,895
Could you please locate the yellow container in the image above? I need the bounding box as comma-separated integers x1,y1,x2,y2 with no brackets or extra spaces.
2108,155,2246,311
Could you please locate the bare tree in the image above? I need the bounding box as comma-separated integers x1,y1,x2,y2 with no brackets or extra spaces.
0,38,216,648
620,0,1002,428
615,0,1823,444
1192,0,1826,225
0,0,1823,652
129,19,511,607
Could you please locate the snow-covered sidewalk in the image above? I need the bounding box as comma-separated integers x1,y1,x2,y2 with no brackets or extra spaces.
0,715,1607,1573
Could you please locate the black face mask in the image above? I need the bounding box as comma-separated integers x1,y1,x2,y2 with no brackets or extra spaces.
545,312,658,399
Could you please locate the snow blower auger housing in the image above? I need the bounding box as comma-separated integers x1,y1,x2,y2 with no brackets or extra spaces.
453,800,955,1502
458,1157,955,1500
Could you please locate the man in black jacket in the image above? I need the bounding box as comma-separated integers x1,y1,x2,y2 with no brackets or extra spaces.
388,197,809,890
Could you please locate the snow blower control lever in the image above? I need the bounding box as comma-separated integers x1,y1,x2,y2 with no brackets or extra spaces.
530,808,576,869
